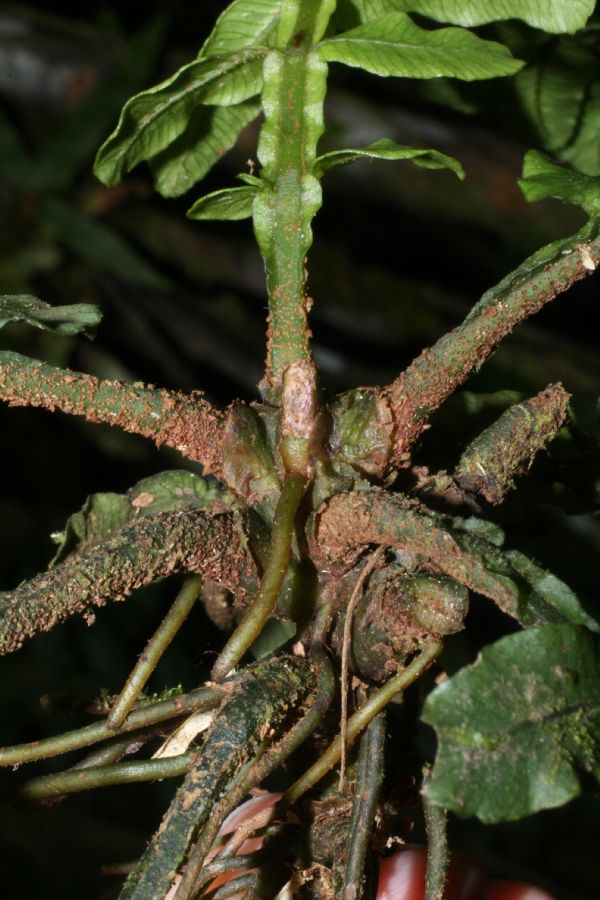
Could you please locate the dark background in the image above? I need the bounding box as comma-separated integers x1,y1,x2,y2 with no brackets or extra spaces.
1,2,599,897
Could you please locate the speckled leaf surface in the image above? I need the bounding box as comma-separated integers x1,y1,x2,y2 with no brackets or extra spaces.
51,471,221,564
423,624,600,821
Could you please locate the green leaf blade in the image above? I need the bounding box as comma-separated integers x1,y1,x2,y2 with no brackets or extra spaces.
149,101,261,198
127,470,221,517
51,471,221,564
0,295,101,337
423,625,600,822
200,0,282,57
505,549,600,633
318,13,524,81
514,38,600,176
393,1,595,34
518,150,600,216
51,494,132,566
94,51,265,187
450,522,599,631
313,137,464,179
187,185,258,221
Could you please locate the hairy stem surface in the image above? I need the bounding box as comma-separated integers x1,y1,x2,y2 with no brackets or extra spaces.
0,509,254,655
386,222,600,465
0,351,225,473
121,657,316,900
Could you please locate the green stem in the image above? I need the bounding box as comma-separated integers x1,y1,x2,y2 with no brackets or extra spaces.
174,749,270,900
0,685,222,767
211,473,306,681
22,753,192,800
0,508,253,656
339,548,383,789
283,640,442,805
423,781,449,900
0,351,225,471
70,734,146,770
253,0,334,392
108,576,203,728
341,712,386,900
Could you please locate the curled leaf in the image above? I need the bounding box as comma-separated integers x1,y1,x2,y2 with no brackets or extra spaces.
0,294,101,337
94,51,265,187
313,138,464,179
149,101,261,198
52,470,221,564
187,184,259,221
519,150,600,216
52,469,221,565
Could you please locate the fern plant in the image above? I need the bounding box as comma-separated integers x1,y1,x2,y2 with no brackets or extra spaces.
1,1,600,898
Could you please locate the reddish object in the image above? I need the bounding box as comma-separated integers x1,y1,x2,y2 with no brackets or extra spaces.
377,848,428,900
171,796,559,900
206,793,282,892
377,848,486,900
376,848,556,900
485,882,557,900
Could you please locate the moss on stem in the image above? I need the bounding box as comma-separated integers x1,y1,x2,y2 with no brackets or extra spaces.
0,509,254,655
455,383,569,503
121,656,317,900
313,489,520,620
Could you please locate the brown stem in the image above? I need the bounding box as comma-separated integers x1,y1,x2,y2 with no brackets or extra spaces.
0,351,226,474
0,508,255,655
454,383,570,503
385,222,600,467
312,489,520,620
